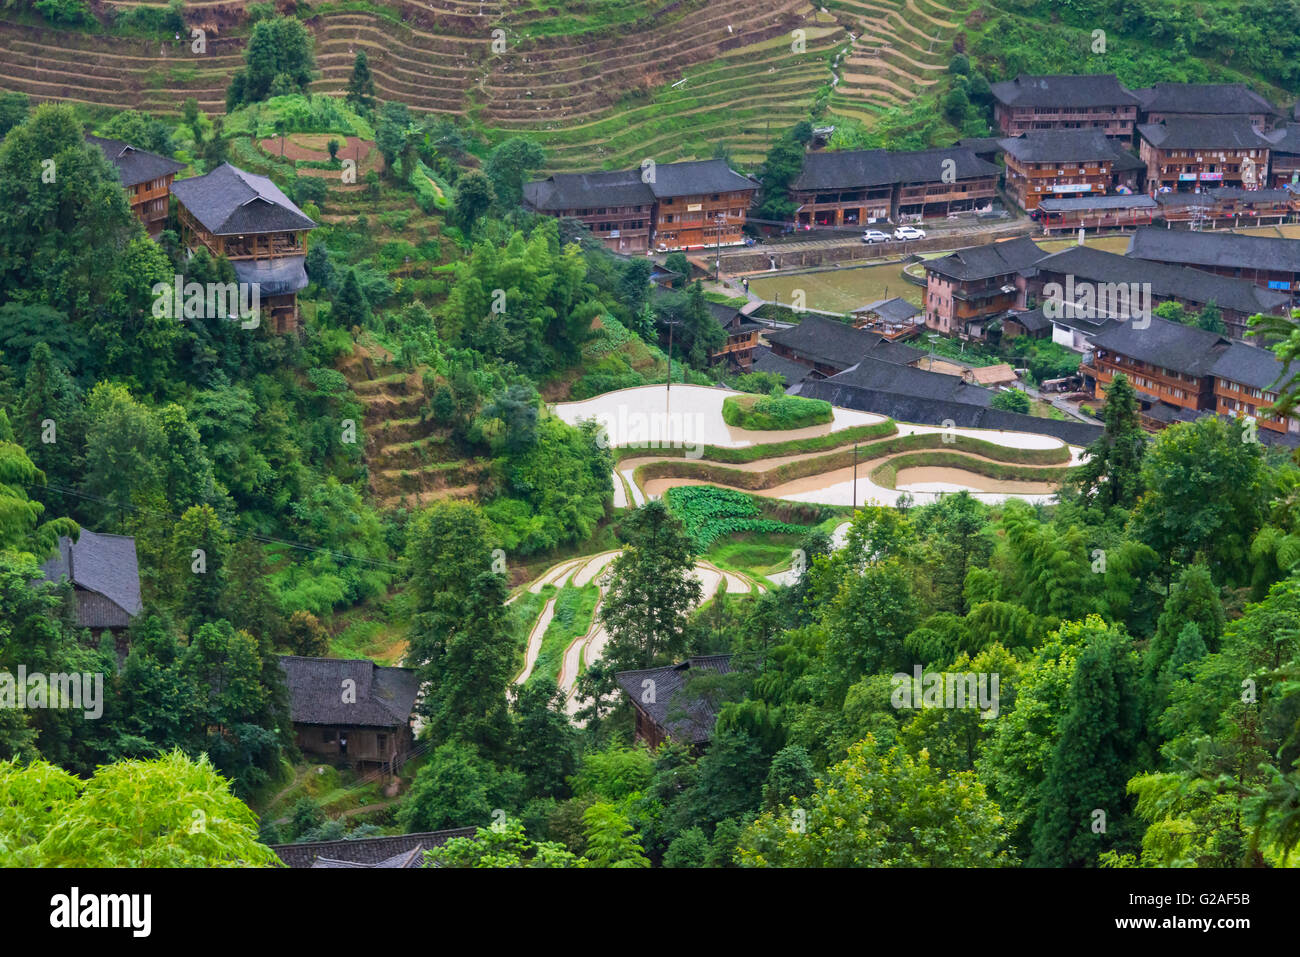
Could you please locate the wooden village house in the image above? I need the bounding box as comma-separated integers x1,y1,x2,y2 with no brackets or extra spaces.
277,655,420,774
38,530,142,651
169,162,317,333
86,134,184,236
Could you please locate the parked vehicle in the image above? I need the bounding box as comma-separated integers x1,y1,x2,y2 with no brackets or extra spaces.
893,225,926,241
861,229,890,244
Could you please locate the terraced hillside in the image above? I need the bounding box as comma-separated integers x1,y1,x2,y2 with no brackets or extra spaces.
824,0,971,126
0,0,847,169
338,342,488,509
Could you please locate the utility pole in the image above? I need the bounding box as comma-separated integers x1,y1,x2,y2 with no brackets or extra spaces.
664,318,683,421
851,443,859,510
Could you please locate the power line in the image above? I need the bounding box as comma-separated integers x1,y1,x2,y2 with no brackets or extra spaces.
27,480,403,571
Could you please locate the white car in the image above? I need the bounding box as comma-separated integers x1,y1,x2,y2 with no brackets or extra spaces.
861,229,890,244
893,225,926,241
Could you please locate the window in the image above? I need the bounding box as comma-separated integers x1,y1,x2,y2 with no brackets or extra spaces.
322,729,336,743
377,733,388,752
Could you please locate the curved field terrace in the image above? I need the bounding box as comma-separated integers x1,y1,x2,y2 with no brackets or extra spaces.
553,384,1082,507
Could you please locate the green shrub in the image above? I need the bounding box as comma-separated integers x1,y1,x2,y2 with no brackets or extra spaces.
722,393,833,430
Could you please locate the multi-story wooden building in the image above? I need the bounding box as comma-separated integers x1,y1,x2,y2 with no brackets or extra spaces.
521,167,655,253
86,134,184,236
1082,316,1224,421
1211,340,1300,435
923,236,1045,339
652,160,755,251
706,300,763,370
1030,244,1290,341
1134,83,1279,131
999,129,1145,210
1127,227,1300,300
991,74,1140,138
1082,315,1300,434
169,163,317,334
522,159,756,254
787,146,999,227
1137,117,1274,192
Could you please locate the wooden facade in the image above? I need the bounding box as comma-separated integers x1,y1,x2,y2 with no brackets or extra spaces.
175,203,309,334
655,190,750,251
1214,377,1299,435
1139,139,1270,192
295,722,414,772
790,175,997,226
129,175,174,235
1004,155,1116,211
990,75,1139,138
524,160,756,255
1081,348,1212,415
554,203,653,253
793,184,893,227
995,103,1138,138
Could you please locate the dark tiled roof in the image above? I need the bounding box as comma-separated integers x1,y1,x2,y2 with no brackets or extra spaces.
1137,117,1275,150
998,129,1135,164
271,828,476,868
523,168,653,210
766,314,924,368
991,73,1138,108
1037,244,1289,316
522,160,754,210
1143,401,1204,424
1005,306,1052,333
957,136,1006,156
1126,227,1300,275
647,159,756,198
615,655,733,745
1209,340,1295,390
797,380,1103,445
1269,123,1300,154
277,656,419,729
1134,83,1277,117
85,134,184,188
750,345,815,384
856,296,920,323
824,355,994,405
925,236,1045,282
170,163,316,235
1037,194,1158,212
39,531,142,627
1089,315,1231,376
791,147,998,192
